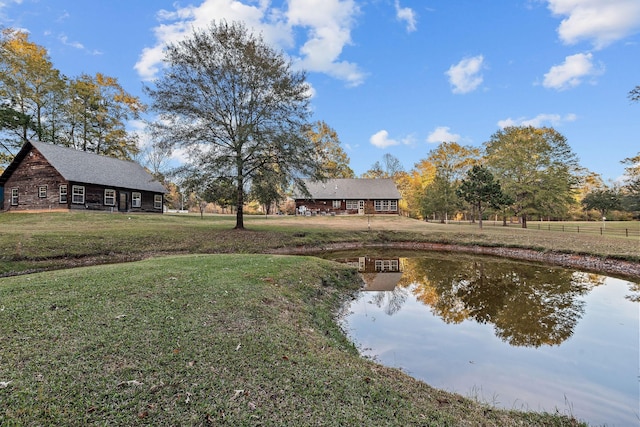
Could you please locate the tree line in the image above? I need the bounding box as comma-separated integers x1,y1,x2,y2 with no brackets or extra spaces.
1,23,638,229
0,29,144,164
361,129,639,227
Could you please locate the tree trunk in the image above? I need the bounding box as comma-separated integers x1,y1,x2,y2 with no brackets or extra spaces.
521,213,527,228
235,167,244,229
477,202,483,229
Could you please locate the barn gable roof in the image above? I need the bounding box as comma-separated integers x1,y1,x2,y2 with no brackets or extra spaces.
0,141,166,193
295,178,401,200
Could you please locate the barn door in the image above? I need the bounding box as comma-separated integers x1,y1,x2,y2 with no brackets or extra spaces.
118,192,129,212
358,200,365,215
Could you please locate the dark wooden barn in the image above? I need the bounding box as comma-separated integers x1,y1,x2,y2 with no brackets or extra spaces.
0,141,166,213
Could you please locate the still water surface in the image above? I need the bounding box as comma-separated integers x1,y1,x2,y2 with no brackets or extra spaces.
328,251,639,426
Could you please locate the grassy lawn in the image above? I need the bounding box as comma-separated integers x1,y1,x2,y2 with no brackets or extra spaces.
0,212,638,277
0,254,585,426
1,212,636,425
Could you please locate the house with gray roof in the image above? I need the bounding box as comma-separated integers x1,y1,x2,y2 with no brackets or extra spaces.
0,140,166,213
293,178,401,215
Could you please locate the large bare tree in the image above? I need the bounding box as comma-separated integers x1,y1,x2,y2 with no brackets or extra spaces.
146,21,323,229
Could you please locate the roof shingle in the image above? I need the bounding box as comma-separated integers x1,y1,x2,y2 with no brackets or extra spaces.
2,141,166,193
295,178,400,200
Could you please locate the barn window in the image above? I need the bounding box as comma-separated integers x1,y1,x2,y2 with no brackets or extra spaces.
346,200,358,210
10,188,18,206
104,189,116,206
38,186,47,198
153,194,162,209
59,185,67,203
332,200,341,208
132,192,141,208
72,185,85,204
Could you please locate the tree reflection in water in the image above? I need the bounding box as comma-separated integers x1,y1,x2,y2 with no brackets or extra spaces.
401,255,601,347
329,252,640,426
368,286,409,316
330,252,635,348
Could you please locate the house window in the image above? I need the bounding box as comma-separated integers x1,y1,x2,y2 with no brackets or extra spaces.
346,200,358,210
132,192,141,208
374,200,397,212
10,188,18,206
38,186,47,198
153,194,162,209
72,185,85,204
375,259,399,272
332,200,341,209
104,189,116,206
59,185,67,203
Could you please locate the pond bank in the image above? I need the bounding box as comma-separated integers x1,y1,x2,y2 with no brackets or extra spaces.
270,241,640,279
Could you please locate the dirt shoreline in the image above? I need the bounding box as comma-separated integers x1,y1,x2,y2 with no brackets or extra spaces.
270,241,640,280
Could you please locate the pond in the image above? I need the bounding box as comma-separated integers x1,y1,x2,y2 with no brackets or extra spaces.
326,251,640,426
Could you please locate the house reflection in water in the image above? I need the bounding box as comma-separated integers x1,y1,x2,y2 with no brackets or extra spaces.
340,256,403,291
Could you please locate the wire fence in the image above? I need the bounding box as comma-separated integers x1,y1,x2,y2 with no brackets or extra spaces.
449,220,640,239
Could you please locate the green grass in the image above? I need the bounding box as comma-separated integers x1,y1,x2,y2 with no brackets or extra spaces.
0,212,638,277
0,254,585,426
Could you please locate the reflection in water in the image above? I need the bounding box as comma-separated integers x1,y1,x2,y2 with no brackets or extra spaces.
329,252,640,426
337,256,408,315
334,253,612,347
405,256,596,347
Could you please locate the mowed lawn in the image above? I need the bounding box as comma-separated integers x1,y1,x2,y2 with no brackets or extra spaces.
1,211,637,425
0,212,638,276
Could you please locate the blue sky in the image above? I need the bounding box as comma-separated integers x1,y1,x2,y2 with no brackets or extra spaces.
2,0,639,182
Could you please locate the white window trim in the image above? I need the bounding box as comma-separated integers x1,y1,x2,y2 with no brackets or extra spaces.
38,185,47,198
153,194,162,209
332,200,341,209
374,200,398,212
10,188,18,206
346,200,358,210
132,192,141,208
104,189,116,206
59,185,67,203
72,185,85,204
375,259,399,272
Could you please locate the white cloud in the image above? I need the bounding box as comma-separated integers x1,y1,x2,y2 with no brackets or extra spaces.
288,0,364,86
542,52,604,90
135,0,365,86
445,55,484,94
58,34,102,55
546,0,640,49
370,130,399,148
58,34,84,50
56,11,70,23
395,0,417,32
426,126,460,143
497,113,577,128
369,130,414,148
